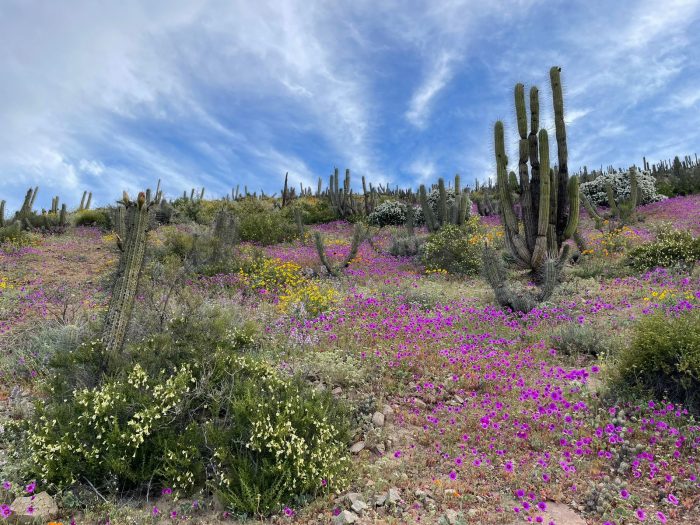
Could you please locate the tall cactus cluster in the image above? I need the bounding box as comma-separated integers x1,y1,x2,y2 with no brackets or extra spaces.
496,67,580,272
102,190,154,354
418,174,471,232
328,168,358,219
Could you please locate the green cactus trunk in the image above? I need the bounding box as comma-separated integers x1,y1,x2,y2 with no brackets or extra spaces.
0,200,5,227
103,192,151,354
419,185,438,232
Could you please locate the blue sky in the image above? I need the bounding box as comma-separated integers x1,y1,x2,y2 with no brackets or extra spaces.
1,0,699,212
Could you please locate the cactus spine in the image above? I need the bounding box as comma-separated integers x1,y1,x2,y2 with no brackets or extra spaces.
103,191,153,354
496,67,579,272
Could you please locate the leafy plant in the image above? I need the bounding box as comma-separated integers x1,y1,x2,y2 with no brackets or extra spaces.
421,221,482,275
616,309,700,414
628,225,700,271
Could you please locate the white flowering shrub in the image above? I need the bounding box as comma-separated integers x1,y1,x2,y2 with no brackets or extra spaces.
580,169,666,206
368,200,407,226
18,327,350,516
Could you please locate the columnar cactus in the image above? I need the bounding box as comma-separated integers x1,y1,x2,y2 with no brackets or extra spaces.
79,191,87,211
59,204,68,228
103,191,153,353
497,67,580,271
419,174,471,232
328,168,358,219
282,172,289,207
0,200,5,227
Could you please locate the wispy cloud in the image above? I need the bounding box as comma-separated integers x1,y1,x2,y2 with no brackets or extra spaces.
0,0,699,211
406,52,456,128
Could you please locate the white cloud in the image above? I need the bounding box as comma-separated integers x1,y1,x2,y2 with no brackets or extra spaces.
406,52,456,128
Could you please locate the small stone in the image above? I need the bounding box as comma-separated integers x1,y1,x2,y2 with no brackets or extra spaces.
372,411,385,427
332,387,343,395
345,492,362,503
375,494,387,507
387,487,401,505
373,443,385,455
10,491,58,523
414,398,427,408
351,500,368,514
333,510,358,524
382,404,395,423
349,441,365,454
444,508,463,525
541,502,587,525
414,489,431,501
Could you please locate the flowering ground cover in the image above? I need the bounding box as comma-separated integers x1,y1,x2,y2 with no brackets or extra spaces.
1,195,699,524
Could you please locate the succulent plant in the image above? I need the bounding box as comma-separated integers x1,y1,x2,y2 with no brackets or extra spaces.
103,190,155,354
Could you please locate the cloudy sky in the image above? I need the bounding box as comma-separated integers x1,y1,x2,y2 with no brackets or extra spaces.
1,0,699,212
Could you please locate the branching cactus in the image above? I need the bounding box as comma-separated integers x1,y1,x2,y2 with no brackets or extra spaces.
496,66,580,271
314,224,364,277
103,191,154,354
328,168,358,219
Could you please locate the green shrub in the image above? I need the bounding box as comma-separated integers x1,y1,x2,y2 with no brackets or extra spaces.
74,209,111,229
282,198,336,225
421,220,482,275
389,234,425,257
237,210,298,245
616,309,700,413
0,222,32,247
20,317,349,516
551,323,613,357
628,225,700,271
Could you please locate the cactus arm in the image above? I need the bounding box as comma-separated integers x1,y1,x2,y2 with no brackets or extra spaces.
531,129,551,268
314,232,338,277
562,176,580,240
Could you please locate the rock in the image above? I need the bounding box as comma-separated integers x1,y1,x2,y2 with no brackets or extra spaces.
375,494,387,507
351,500,367,514
371,411,385,427
413,398,427,408
345,493,367,514
541,502,587,525
10,492,58,523
382,404,394,423
387,487,401,505
373,443,386,455
349,441,365,454
332,387,343,396
333,510,358,524
414,488,432,501
444,508,464,524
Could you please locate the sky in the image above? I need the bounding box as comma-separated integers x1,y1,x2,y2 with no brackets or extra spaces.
1,0,700,213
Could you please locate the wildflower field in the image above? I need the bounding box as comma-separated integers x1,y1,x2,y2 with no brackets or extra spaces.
1,190,699,525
